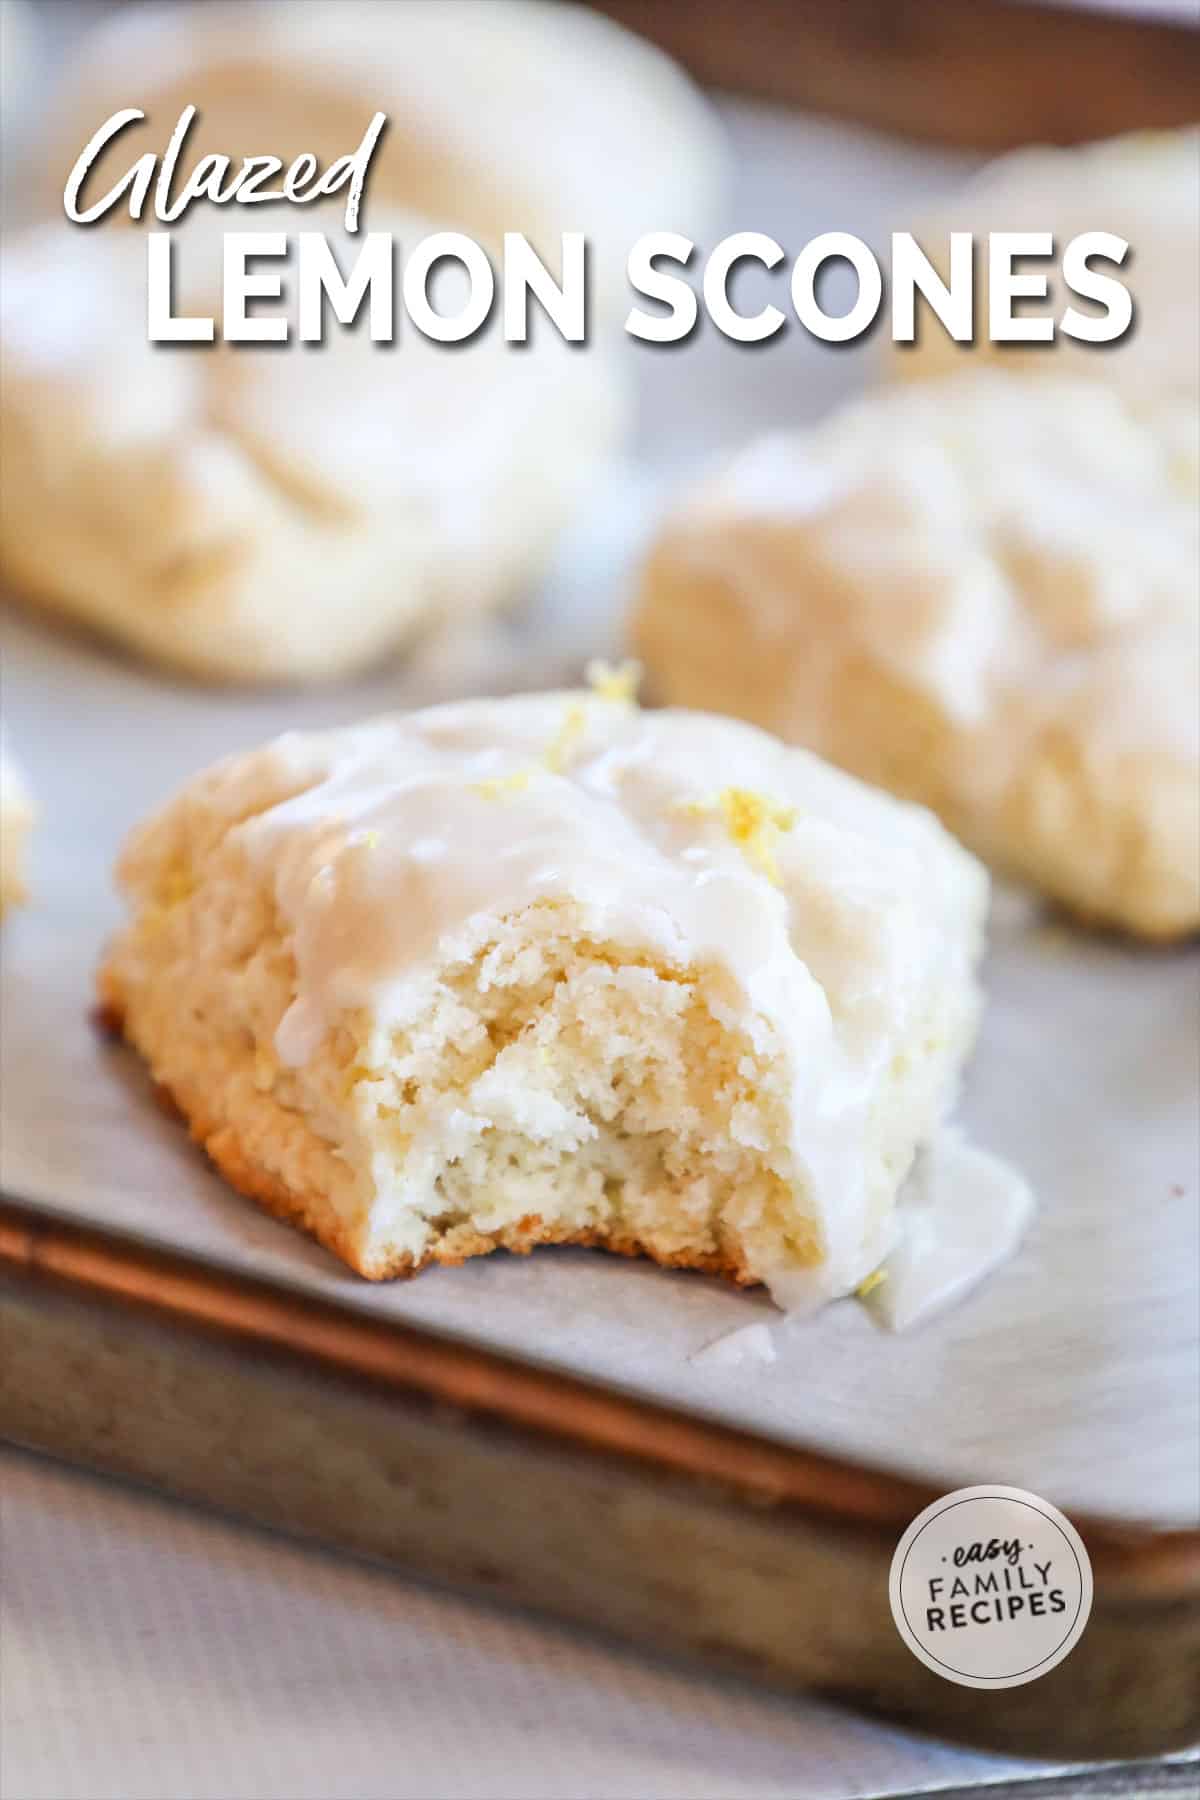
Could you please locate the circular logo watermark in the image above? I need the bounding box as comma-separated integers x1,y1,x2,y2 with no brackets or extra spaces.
889,1485,1093,1689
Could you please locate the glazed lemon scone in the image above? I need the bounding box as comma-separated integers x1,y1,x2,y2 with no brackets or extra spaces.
0,222,623,683
633,372,1200,941
44,0,726,315
0,750,33,916
99,691,988,1295
894,128,1200,408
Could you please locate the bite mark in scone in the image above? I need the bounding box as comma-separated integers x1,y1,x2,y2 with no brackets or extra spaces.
633,372,1200,941
99,693,988,1295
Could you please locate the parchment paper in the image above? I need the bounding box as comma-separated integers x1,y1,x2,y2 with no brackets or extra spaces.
2,107,1196,1531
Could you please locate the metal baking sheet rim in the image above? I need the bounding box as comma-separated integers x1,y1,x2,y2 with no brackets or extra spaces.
2,1190,1197,1764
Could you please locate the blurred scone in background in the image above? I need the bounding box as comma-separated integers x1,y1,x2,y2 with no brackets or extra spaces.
0,746,32,915
0,214,626,682
634,361,1200,940
635,121,1199,939
1,0,728,682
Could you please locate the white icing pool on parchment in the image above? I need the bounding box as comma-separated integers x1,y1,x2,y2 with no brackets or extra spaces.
859,1128,1035,1333
733,1127,1034,1341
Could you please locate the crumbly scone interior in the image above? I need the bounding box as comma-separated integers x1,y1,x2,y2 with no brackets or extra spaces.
105,863,945,1285
104,860,799,1280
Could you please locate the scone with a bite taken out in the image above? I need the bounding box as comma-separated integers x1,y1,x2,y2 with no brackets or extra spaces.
99,686,988,1303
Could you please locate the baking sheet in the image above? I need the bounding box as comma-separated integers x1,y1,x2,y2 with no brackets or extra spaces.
2,106,1197,1531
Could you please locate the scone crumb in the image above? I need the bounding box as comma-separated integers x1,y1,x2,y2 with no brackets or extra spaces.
586,658,642,706
684,787,798,885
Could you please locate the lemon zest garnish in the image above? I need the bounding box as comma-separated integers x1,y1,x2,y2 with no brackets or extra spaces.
474,681,627,797
473,769,534,801
856,1267,888,1299
543,703,587,774
360,830,381,850
585,658,642,706
681,786,797,885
